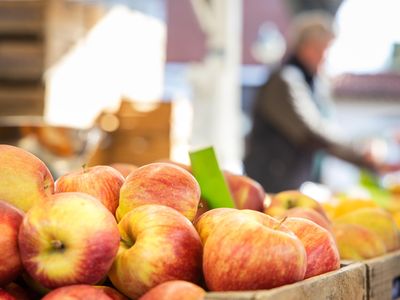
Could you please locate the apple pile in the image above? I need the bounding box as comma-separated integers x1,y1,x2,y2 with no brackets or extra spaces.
322,197,400,260
0,144,342,299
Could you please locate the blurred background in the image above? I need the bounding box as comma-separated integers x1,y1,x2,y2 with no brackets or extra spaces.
1,0,399,194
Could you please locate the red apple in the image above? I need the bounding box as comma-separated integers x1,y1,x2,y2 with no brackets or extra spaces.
2,283,32,300
108,204,203,299
195,208,241,244
21,271,51,296
41,284,119,300
139,280,206,300
265,190,328,220
193,198,210,222
0,144,54,212
202,209,307,291
283,207,333,233
109,163,138,178
0,201,24,286
224,171,265,211
117,163,201,221
18,192,120,289
284,217,340,278
0,289,16,300
55,165,124,215
95,286,129,300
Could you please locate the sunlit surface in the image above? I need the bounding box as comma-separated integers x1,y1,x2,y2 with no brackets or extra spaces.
45,5,165,128
326,0,400,75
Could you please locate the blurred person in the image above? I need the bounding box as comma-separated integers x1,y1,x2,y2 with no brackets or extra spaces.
243,10,387,193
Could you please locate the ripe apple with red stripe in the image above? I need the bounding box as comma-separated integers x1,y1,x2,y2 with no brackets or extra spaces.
0,144,54,212
55,165,125,214
109,205,203,299
18,192,120,289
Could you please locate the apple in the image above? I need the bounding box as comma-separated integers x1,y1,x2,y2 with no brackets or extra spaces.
0,200,24,286
95,286,129,300
41,284,123,300
284,217,340,278
334,207,400,251
139,280,206,300
202,209,307,291
156,159,192,173
0,144,54,212
331,197,378,219
2,283,32,300
193,198,210,222
223,171,265,211
333,223,387,260
195,208,246,244
109,163,138,178
108,204,203,299
55,165,125,214
117,163,201,221
283,207,333,233
264,190,328,220
18,192,120,289
21,271,51,296
0,289,15,300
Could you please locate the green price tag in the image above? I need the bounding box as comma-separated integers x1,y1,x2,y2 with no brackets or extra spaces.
189,147,235,209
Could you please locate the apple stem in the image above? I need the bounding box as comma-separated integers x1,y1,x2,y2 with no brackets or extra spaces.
274,216,288,230
82,164,88,173
51,240,64,250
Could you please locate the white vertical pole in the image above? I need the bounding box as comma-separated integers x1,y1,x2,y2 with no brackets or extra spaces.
189,0,243,173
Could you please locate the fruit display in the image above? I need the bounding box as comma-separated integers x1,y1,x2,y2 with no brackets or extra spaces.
1,144,399,299
117,162,201,222
55,165,125,214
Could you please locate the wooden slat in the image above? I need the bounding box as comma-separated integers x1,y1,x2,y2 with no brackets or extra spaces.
364,250,400,300
0,83,44,116
205,263,367,300
0,1,44,37
0,41,44,80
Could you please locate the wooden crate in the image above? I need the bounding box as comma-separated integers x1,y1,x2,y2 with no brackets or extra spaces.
0,0,44,37
0,41,44,81
364,250,400,300
89,101,172,167
205,263,367,300
0,83,44,116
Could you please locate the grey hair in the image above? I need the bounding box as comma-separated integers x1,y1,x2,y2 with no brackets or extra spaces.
288,10,336,51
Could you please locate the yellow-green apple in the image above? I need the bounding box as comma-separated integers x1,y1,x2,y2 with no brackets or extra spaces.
264,190,328,220
109,163,138,178
223,171,265,211
55,165,125,215
202,209,307,291
117,163,201,221
18,192,120,289
334,207,400,252
139,280,206,300
108,204,203,299
283,207,333,234
284,217,340,278
333,223,387,260
41,284,122,300
0,200,24,286
0,144,54,212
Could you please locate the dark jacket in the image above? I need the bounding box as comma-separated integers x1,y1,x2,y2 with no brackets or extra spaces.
244,57,368,193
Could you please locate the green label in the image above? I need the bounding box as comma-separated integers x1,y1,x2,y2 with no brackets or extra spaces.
189,147,235,209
